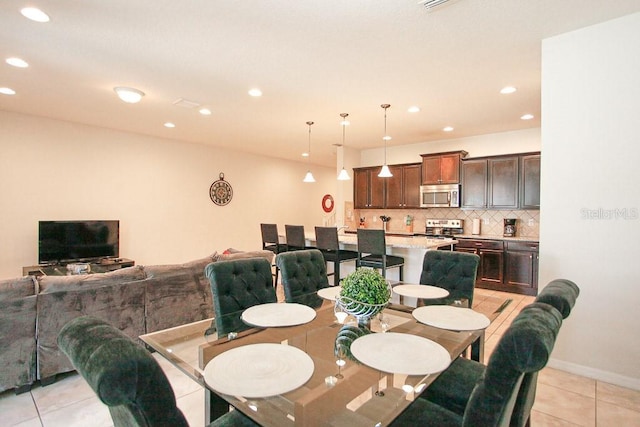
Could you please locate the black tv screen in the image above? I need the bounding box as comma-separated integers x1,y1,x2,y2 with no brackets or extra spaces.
38,220,119,264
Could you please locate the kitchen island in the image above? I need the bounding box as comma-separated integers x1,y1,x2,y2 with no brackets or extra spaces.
299,230,457,284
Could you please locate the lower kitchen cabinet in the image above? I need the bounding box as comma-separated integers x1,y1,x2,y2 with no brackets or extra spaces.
455,238,538,296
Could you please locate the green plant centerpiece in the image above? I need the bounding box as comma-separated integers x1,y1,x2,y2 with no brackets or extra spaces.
337,268,391,324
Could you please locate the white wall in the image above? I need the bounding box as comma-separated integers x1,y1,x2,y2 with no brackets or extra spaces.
360,127,541,167
0,111,334,277
541,13,640,389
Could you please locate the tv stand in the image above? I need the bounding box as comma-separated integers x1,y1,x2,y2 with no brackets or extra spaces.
22,258,135,277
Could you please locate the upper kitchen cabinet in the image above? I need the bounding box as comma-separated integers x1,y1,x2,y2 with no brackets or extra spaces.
385,163,422,208
461,152,540,210
354,167,385,209
520,154,541,209
488,156,519,209
421,151,468,185
461,159,488,209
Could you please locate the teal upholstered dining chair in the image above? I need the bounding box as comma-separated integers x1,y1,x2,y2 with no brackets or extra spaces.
416,279,579,427
390,302,563,427
205,257,277,337
419,250,480,307
276,249,329,308
57,316,254,427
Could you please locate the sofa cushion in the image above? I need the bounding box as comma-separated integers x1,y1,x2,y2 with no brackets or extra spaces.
38,266,146,293
214,249,274,264
0,276,37,301
143,254,217,333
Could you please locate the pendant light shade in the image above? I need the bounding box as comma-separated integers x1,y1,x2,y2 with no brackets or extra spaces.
378,104,393,178
337,113,351,181
303,121,316,183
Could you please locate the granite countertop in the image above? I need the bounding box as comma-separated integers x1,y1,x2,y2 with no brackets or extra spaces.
454,234,539,243
303,232,455,250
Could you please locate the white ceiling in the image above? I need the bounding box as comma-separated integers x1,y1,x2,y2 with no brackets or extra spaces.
2,0,640,167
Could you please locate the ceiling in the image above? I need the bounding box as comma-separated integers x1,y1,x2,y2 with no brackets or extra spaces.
2,1,640,168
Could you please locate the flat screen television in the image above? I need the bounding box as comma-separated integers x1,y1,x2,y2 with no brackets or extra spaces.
38,220,119,264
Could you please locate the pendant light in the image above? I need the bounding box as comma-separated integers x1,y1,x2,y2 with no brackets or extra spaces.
303,121,316,183
378,104,393,178
337,113,351,181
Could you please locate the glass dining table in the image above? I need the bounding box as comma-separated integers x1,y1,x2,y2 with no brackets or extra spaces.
140,290,511,426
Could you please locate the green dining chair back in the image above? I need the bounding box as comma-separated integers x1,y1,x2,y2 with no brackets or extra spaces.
205,257,277,336
57,316,189,427
391,302,563,427
276,249,328,308
419,250,480,307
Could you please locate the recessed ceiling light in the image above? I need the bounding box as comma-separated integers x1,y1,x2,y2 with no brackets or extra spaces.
199,108,212,116
520,114,534,120
6,57,29,68
164,122,176,128
0,87,16,95
443,126,454,132
408,106,421,113
20,7,50,23
114,87,144,103
302,152,309,157
248,88,262,97
500,86,517,94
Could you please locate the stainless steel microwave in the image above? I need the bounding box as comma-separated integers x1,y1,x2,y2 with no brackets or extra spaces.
420,184,460,208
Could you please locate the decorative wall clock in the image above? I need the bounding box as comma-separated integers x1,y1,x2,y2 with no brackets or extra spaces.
210,173,233,206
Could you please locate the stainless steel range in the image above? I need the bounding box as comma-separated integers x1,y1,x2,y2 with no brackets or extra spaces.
425,219,464,237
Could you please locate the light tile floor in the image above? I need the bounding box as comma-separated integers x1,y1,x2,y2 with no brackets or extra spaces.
1,289,639,426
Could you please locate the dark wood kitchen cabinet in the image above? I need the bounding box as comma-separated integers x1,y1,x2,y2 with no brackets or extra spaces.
455,238,538,295
354,167,385,209
488,156,519,209
520,154,541,209
505,241,539,295
421,151,467,185
461,159,488,209
455,239,504,287
386,163,422,208
461,152,540,210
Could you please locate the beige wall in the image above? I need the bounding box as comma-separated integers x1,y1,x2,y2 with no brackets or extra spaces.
0,111,335,277
541,13,640,389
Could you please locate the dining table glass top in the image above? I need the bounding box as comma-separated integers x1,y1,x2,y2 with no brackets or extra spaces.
140,290,511,427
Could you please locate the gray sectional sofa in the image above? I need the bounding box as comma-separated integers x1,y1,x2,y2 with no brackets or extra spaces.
0,249,273,394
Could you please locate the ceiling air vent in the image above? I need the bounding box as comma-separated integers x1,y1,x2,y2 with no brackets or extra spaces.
418,0,450,10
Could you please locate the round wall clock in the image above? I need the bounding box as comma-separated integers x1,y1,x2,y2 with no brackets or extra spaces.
210,173,233,206
322,194,334,213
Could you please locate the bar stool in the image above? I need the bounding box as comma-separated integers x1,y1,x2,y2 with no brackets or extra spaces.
356,228,404,280
260,223,288,287
284,225,315,251
314,226,358,286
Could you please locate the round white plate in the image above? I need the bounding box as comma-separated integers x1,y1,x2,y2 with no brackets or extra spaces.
350,332,451,375
393,284,449,299
203,343,314,398
241,303,316,328
317,286,341,301
412,305,490,331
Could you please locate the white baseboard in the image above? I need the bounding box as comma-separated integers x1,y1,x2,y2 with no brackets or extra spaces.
548,357,640,391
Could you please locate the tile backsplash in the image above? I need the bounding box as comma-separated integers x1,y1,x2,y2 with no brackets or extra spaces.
352,207,540,238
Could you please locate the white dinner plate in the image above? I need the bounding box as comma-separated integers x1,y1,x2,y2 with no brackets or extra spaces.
241,303,316,328
350,332,451,375
412,305,490,331
203,343,314,398
393,284,449,299
317,286,341,301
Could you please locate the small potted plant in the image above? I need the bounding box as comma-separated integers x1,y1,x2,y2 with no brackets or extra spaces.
337,268,391,324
